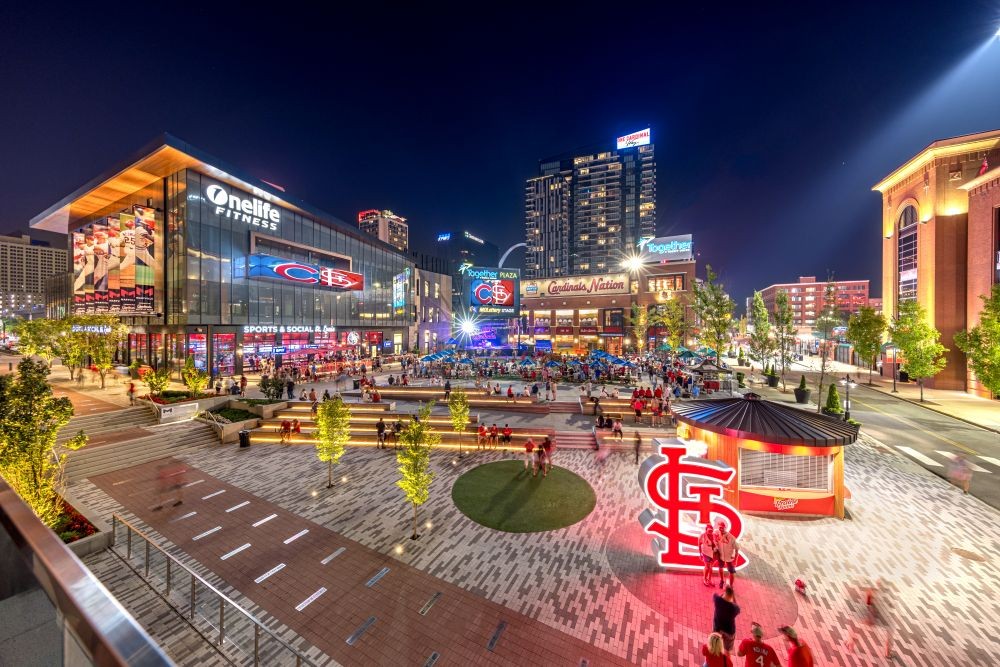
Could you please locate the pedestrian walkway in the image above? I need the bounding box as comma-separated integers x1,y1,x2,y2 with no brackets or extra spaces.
89,459,628,667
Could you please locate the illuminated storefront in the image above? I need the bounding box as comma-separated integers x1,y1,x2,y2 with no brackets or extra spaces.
32,135,412,375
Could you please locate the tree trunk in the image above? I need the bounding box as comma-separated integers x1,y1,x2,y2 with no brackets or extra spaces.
919,380,924,402
327,460,333,488
868,360,873,385
99,370,106,389
411,503,419,540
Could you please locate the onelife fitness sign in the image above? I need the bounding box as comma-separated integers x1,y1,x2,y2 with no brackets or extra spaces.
205,182,280,231
637,443,748,570
521,273,628,298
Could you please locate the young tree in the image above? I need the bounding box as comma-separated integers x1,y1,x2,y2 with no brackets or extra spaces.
182,356,210,395
143,367,171,398
0,359,87,528
747,291,774,372
652,297,688,349
955,285,1000,398
773,291,796,391
56,318,89,382
890,300,947,402
447,387,471,456
11,318,60,366
396,402,440,540
82,315,128,389
258,376,285,401
846,306,887,385
814,280,843,413
630,303,649,354
315,397,351,488
690,266,734,362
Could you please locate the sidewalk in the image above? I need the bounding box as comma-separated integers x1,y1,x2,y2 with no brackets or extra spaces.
737,356,1000,433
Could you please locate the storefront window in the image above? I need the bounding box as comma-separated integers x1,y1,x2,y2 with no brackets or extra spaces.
188,334,208,371
213,334,236,377
739,449,830,491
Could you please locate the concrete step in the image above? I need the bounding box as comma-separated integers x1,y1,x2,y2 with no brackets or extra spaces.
64,423,216,483
58,406,158,443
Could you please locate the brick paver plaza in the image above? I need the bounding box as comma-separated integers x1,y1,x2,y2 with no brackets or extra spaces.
68,394,998,666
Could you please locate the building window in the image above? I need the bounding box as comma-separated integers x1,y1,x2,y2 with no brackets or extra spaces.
647,275,684,292
897,205,918,304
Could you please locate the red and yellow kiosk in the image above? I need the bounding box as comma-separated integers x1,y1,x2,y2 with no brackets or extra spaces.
670,393,858,519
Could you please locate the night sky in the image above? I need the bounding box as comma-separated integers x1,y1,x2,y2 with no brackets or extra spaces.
3,4,1000,309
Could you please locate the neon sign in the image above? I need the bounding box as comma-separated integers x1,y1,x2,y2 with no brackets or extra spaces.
437,233,452,242
638,443,748,570
205,183,279,230
616,128,651,149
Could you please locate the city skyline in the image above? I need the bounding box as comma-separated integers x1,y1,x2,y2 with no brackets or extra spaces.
3,5,1000,308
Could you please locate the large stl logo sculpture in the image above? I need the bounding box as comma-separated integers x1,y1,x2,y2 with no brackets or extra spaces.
638,443,748,571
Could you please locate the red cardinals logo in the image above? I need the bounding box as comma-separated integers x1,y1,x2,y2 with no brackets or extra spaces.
638,444,748,570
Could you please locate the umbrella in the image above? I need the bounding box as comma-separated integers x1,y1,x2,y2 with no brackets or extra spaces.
545,360,562,368
420,355,436,362
658,343,672,351
519,358,536,366
697,347,716,355
568,359,582,366
456,358,473,365
445,337,459,345
674,346,689,353
678,350,700,359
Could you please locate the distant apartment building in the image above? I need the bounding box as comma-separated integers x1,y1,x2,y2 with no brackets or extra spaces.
0,233,67,318
358,209,409,252
755,276,870,332
524,128,656,279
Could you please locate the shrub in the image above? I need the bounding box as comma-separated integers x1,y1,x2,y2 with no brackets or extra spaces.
824,383,842,413
798,375,808,390
736,371,745,388
144,367,171,397
210,407,257,423
181,357,210,395
259,376,285,401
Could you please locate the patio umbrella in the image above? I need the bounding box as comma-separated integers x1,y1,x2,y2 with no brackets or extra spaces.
678,350,700,359
545,360,562,368
444,337,459,345
456,358,473,365
420,355,436,362
674,346,689,353
658,343,672,352
568,359,582,366
519,358,536,366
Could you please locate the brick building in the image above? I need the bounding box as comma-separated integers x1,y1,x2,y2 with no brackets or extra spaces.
754,276,870,333
873,128,1000,395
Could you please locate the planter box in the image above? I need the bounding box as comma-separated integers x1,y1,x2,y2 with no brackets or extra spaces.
202,417,261,443
229,400,288,419
766,375,779,388
793,388,811,404
61,489,112,557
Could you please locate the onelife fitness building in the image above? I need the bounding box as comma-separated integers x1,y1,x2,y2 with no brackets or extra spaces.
31,135,413,376
873,129,1000,396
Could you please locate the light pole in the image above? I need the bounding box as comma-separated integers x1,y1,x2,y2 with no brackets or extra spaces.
891,345,898,393
839,374,856,421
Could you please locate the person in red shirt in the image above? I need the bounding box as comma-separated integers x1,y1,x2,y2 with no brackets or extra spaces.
737,623,780,667
523,438,535,471
541,436,554,475
489,424,499,450
279,419,291,444
653,385,663,399
778,627,814,667
631,388,640,400
501,424,513,446
643,387,653,399
701,632,733,667
478,424,488,450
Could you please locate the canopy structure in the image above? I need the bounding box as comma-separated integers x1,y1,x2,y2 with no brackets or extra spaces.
671,393,858,448
689,359,733,376
545,361,562,368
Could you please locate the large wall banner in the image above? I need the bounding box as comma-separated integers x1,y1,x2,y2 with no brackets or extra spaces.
72,232,86,310
106,216,121,312
92,221,109,312
133,205,156,312
83,226,95,312
119,212,136,312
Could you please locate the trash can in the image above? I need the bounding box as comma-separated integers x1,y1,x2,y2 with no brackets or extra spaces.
352,379,361,390
238,430,251,448
899,370,909,383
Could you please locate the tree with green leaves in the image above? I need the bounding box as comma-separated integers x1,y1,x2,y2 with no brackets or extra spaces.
772,291,795,391
396,402,440,540
80,315,128,389
258,376,285,401
55,318,89,382
447,387,471,457
846,306,887,385
651,297,688,349
11,318,60,366
315,396,351,488
814,280,843,413
748,291,774,372
143,367,171,398
182,356,210,396
824,383,842,415
890,300,947,402
955,285,1000,398
0,359,87,528
630,303,649,354
690,266,734,362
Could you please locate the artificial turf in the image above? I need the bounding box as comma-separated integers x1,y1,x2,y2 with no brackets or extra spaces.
451,460,596,533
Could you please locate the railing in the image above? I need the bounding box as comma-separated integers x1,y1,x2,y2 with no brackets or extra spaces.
0,478,172,666
198,410,225,440
110,514,315,667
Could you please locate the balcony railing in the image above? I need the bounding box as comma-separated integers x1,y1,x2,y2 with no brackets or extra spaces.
0,478,172,666
110,514,316,667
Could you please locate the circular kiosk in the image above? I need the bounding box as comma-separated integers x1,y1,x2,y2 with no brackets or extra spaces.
670,393,858,519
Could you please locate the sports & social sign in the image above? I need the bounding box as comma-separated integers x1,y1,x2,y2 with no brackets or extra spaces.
637,443,748,571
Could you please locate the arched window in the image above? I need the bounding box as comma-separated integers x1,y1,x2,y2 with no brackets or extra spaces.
897,205,918,304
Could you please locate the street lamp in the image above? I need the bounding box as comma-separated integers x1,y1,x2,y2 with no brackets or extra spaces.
839,374,857,421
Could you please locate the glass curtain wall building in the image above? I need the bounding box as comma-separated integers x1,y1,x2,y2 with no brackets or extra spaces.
32,135,413,377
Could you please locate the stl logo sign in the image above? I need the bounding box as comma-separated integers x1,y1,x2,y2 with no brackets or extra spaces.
637,443,748,571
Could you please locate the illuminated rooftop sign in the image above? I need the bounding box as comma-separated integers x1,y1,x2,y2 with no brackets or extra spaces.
463,231,484,244
616,128,651,149
437,233,452,241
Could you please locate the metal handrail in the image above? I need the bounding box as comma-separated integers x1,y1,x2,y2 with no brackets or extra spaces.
0,479,172,666
110,513,315,667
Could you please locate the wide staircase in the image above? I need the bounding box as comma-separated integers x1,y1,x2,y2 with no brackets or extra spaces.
250,401,554,450
553,431,597,450
369,387,553,414
56,405,159,445
62,419,219,483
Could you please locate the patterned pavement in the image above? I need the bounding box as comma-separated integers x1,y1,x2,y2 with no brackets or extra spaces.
70,424,999,666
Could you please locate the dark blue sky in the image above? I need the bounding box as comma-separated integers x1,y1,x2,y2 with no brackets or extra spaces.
3,3,1000,308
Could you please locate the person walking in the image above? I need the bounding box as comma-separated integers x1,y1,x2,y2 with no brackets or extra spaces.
127,381,137,406
701,632,734,667
523,437,536,472
239,374,248,397
541,436,553,475
777,627,814,667
286,378,295,400
444,379,451,400
948,453,972,494
633,431,642,465
715,519,740,589
534,445,546,478
376,417,386,449
737,623,780,667
712,586,741,656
